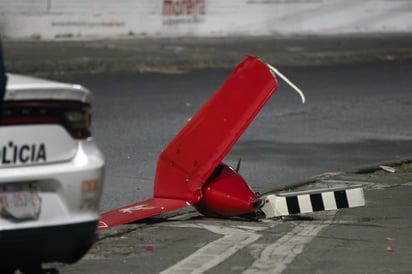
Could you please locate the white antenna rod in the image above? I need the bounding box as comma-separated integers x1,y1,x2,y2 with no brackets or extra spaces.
267,63,306,104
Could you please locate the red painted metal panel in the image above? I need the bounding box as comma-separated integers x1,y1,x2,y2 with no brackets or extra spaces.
154,56,278,204
98,198,188,230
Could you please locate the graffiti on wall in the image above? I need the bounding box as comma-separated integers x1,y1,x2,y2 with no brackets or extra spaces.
162,0,206,25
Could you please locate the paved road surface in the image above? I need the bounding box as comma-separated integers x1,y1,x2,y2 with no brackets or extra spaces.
43,62,412,273
56,62,412,212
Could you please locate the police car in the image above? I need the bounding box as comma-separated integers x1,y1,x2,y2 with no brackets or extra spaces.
0,74,104,271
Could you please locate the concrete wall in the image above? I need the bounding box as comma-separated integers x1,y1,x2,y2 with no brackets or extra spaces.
1,0,411,40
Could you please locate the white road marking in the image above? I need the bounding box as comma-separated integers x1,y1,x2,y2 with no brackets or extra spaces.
243,212,335,274
159,223,269,274
160,210,336,274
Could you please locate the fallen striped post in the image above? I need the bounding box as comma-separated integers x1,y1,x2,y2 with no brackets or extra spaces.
260,185,365,218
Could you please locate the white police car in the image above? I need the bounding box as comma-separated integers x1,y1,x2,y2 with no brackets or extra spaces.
0,74,104,271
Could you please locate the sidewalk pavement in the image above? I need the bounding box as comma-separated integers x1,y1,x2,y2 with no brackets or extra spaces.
282,160,412,273
3,34,412,76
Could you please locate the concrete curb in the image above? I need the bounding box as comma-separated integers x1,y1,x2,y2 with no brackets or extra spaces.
261,157,412,195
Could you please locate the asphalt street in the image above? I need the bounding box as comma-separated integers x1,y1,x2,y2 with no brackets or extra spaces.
4,35,412,273
53,61,412,274
55,62,412,212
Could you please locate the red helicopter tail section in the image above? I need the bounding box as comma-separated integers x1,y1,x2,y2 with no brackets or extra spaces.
154,56,279,204
99,56,279,230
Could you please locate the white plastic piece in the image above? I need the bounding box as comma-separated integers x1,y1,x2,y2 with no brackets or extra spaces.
260,194,285,218
379,165,396,173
